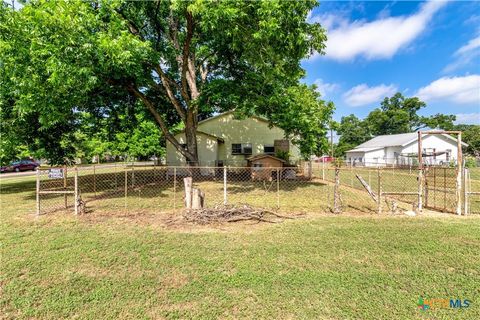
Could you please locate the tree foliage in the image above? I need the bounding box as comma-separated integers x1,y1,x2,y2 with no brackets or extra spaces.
1,0,331,165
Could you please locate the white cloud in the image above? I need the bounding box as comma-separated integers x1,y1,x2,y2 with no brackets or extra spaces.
416,75,480,104
343,83,397,107
313,78,340,97
443,35,480,73
309,1,446,61
455,113,480,125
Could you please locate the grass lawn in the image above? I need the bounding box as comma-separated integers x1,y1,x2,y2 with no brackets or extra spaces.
1,173,480,319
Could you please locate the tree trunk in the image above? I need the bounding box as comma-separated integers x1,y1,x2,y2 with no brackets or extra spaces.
184,109,199,166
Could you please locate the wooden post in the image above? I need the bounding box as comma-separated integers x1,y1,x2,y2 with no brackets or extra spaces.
184,177,193,209
36,169,40,216
64,165,68,208
377,168,382,214
93,164,97,198
74,167,78,215
223,166,227,205
191,188,204,209
456,133,463,215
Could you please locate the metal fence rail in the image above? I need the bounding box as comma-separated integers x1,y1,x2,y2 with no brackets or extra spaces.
35,163,478,216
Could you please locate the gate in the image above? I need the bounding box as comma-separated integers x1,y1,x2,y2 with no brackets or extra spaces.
36,167,78,215
423,166,458,213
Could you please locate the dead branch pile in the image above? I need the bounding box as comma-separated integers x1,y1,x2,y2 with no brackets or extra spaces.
183,204,300,224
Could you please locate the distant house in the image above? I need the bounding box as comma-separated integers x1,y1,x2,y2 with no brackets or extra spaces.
166,111,301,167
346,132,467,167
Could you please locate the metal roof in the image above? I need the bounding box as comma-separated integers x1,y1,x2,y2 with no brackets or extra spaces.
346,132,467,153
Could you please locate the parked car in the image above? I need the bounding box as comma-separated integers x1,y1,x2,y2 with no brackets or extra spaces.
0,160,39,173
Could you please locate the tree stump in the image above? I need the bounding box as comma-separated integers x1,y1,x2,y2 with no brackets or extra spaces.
184,177,205,210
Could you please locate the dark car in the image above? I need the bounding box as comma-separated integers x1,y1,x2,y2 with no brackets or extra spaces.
0,160,39,173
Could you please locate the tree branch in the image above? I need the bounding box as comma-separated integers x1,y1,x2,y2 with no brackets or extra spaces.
154,65,187,121
127,85,195,160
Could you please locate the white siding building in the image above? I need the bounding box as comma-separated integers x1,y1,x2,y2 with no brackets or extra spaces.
345,132,466,167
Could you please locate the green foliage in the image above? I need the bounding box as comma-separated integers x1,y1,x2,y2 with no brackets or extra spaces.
266,85,334,158
454,124,480,156
465,156,477,168
275,150,290,162
1,0,329,164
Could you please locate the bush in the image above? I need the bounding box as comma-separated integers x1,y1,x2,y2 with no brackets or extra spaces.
465,156,477,168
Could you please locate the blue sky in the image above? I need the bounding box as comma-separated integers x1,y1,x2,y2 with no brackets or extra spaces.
302,0,480,125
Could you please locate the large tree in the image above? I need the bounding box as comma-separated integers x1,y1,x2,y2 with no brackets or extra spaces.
0,0,330,165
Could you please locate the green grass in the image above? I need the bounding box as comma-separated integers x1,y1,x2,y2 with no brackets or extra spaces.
1,175,480,319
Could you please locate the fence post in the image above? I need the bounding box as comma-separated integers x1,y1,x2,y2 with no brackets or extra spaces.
276,167,280,208
93,164,97,198
36,169,40,216
377,168,382,214
418,168,423,213
74,167,78,215
223,166,227,205
173,167,177,209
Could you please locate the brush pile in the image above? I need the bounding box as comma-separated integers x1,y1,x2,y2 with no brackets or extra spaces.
183,204,299,224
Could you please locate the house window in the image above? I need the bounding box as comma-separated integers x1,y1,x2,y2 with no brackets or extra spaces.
232,143,252,155
264,145,275,154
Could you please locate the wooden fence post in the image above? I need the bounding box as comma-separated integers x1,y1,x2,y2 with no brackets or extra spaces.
36,169,40,216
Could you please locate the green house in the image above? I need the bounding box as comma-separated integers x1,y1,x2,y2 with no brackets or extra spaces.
166,111,301,167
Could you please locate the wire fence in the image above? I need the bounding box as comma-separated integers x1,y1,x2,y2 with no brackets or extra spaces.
35,162,479,216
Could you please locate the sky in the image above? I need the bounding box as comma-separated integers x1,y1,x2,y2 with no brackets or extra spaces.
302,0,480,125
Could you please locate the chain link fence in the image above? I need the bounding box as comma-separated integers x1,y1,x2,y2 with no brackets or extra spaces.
35,162,475,216
465,167,480,214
